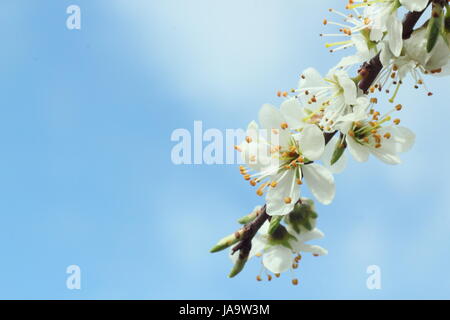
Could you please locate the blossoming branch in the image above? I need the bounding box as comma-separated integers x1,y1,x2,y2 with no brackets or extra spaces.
210,0,450,285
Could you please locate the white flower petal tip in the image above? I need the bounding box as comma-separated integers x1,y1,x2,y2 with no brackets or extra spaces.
400,0,429,12
302,164,336,205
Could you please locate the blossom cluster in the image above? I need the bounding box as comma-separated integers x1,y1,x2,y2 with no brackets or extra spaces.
211,0,450,285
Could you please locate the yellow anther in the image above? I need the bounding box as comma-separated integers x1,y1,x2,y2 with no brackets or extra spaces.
284,197,292,204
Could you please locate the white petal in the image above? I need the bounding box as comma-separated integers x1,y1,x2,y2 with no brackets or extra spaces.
380,126,416,153
337,55,363,68
370,28,384,42
280,98,307,129
336,71,357,105
388,15,403,57
258,104,291,147
298,68,327,89
296,244,328,256
400,0,429,12
262,245,293,274
298,125,325,161
266,170,300,216
380,41,393,67
302,163,336,205
346,136,370,162
296,228,324,243
370,148,401,165
246,121,259,141
259,104,285,130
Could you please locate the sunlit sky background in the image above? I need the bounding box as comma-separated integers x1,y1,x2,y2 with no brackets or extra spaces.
1,0,450,299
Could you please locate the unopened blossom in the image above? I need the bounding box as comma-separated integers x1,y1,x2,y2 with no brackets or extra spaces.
334,101,415,164
238,102,335,216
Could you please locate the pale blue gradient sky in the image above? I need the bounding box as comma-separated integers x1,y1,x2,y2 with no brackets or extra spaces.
0,0,449,299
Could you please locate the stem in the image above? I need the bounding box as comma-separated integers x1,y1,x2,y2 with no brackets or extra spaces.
231,205,269,255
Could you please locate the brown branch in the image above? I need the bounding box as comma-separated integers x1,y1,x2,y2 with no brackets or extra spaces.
358,5,430,92
231,205,269,255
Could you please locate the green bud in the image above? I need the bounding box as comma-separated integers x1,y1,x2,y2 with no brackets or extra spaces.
237,208,260,225
228,253,249,278
427,4,444,53
268,215,283,235
210,229,244,253
285,199,318,234
330,135,347,166
267,224,296,249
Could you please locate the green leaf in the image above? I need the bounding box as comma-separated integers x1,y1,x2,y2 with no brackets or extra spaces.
427,4,444,53
210,230,244,253
330,136,347,166
237,210,259,225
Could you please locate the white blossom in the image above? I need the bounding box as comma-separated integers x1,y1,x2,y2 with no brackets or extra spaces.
238,102,336,215
295,67,360,132
334,102,415,164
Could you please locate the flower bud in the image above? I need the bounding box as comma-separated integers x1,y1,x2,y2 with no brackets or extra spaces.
285,199,318,234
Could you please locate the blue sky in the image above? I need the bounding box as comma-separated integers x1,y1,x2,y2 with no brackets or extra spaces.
0,0,450,299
